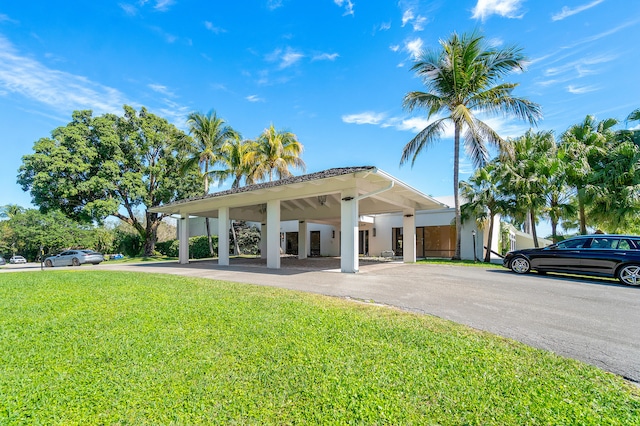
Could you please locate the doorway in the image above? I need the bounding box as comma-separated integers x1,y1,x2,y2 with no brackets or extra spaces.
285,232,298,255
310,231,321,256
358,230,369,255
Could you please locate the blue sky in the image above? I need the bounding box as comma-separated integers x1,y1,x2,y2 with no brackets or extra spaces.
1,0,639,215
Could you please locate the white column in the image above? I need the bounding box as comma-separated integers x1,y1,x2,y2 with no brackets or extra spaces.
340,189,359,273
178,214,189,264
403,209,416,263
218,207,229,266
267,199,281,269
298,221,308,259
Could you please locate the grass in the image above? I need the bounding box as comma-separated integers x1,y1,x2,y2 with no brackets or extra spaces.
1,271,638,425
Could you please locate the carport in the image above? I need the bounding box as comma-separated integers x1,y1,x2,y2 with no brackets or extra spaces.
151,166,446,273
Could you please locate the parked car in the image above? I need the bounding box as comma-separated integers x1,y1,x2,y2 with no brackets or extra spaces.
44,250,104,267
503,234,640,285
10,255,27,264
0,256,5,265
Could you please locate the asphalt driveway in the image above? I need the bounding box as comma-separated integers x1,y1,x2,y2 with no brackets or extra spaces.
4,259,639,384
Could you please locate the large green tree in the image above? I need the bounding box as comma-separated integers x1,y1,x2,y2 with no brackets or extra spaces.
17,105,203,256
558,115,617,234
182,110,240,256
400,31,541,259
247,124,306,182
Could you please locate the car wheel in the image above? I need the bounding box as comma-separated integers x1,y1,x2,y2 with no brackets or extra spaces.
71,258,80,267
510,256,531,274
618,264,640,286
45,259,53,267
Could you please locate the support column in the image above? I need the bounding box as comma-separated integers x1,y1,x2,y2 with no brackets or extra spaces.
218,207,229,266
403,209,416,263
266,199,280,269
298,221,308,259
340,189,359,273
179,214,189,264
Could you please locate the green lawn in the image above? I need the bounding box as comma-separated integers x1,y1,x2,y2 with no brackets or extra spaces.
1,271,638,425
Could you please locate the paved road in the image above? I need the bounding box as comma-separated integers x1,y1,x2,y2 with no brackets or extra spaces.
3,260,639,384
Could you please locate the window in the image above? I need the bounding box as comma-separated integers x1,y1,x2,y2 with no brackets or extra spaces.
556,238,589,249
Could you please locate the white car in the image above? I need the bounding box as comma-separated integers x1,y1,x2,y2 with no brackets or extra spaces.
10,255,27,264
44,250,104,267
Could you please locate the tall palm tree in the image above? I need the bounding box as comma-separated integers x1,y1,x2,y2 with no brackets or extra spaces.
184,111,240,256
460,161,509,262
248,124,306,182
500,130,556,247
401,31,541,259
559,115,617,234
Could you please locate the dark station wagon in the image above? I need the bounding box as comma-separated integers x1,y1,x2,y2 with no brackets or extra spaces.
503,235,640,286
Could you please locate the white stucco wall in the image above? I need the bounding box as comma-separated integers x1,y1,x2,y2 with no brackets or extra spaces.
279,221,339,257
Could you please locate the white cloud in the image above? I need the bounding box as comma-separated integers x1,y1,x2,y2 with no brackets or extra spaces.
204,21,226,34
0,13,19,23
334,0,355,16
543,54,616,77
246,95,264,102
280,49,304,68
312,52,339,61
404,37,424,60
567,84,599,94
343,109,529,140
119,3,138,16
471,0,524,21
153,0,175,11
267,0,283,10
148,83,175,97
551,0,605,21
389,44,400,52
0,35,125,115
342,112,387,125
401,8,428,31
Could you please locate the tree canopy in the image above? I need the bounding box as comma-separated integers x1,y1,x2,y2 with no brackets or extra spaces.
17,105,203,255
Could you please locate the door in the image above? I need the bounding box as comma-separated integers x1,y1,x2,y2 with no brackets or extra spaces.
359,230,369,255
392,227,403,256
285,232,298,255
310,231,321,256
531,237,590,271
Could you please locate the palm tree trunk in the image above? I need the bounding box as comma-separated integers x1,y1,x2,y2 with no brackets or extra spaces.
453,124,462,260
551,218,558,243
484,212,494,263
205,217,214,256
230,220,241,255
578,192,587,235
530,208,539,248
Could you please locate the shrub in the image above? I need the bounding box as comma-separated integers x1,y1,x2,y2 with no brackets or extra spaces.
190,235,217,259
156,240,180,257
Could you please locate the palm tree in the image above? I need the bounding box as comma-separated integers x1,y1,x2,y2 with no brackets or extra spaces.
214,137,257,189
401,31,541,259
559,115,617,234
0,204,25,219
627,108,640,124
460,162,509,262
500,130,556,247
248,124,306,182
184,111,240,256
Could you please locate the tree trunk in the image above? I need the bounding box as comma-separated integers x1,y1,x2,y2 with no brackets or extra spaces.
143,212,160,256
530,208,539,248
578,192,587,235
551,218,558,243
230,220,241,255
205,217,214,256
484,212,494,263
453,124,462,260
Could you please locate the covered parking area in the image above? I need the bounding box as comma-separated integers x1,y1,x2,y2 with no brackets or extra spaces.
151,166,446,273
